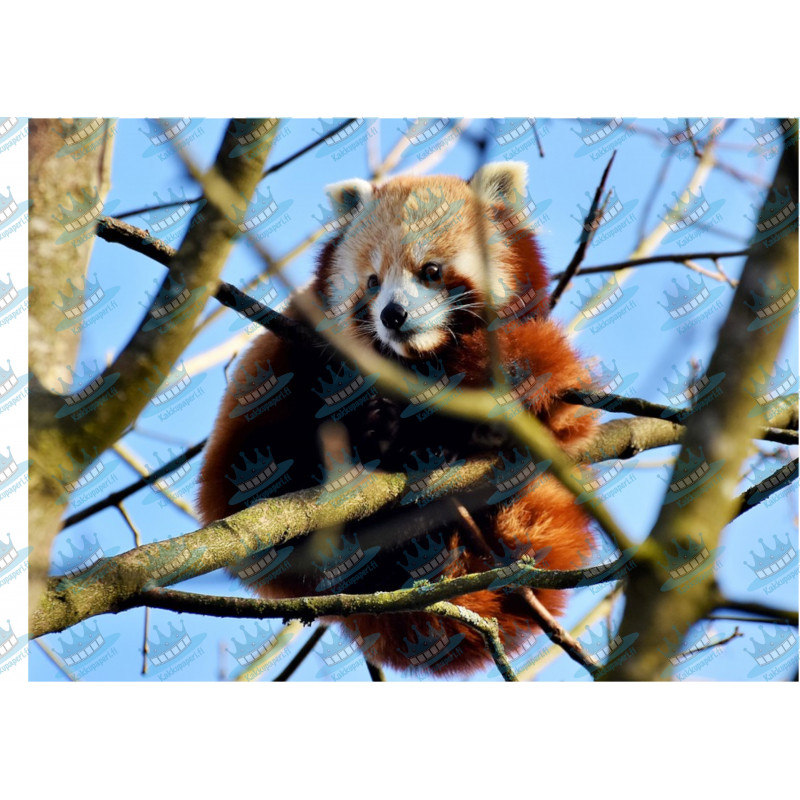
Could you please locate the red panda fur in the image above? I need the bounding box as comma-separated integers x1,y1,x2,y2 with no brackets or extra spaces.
197,164,597,678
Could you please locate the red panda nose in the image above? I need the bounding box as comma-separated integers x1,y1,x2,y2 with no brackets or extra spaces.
380,302,408,331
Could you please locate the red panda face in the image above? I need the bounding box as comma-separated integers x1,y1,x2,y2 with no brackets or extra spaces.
319,163,539,360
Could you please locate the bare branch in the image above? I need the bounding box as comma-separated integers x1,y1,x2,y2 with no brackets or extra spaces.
550,151,617,309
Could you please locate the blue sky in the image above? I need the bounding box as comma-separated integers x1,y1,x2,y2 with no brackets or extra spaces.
27,117,798,682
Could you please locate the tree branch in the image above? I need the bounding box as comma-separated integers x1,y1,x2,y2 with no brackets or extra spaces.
604,127,799,680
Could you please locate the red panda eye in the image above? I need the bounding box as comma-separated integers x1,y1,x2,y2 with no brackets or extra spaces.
367,274,380,289
421,263,442,283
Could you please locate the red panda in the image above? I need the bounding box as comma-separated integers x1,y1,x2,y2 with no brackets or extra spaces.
197,162,597,678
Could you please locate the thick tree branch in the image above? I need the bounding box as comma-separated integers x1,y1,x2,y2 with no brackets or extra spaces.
605,128,798,681
28,120,275,623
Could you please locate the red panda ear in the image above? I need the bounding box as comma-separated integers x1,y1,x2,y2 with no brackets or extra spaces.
324,178,374,213
470,161,528,206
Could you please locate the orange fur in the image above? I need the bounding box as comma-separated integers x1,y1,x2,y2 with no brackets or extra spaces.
197,165,597,677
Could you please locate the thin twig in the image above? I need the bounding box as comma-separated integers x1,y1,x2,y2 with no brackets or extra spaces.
711,599,798,628
518,587,596,674
550,249,751,280
262,118,359,178
550,151,617,309
273,624,329,682
61,440,206,529
114,118,359,219
423,602,518,681
706,614,796,627
672,627,742,662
